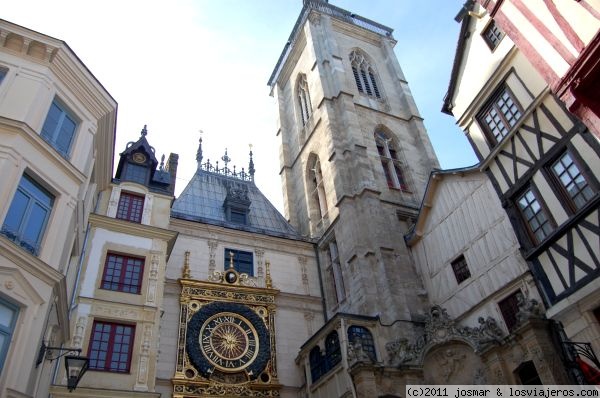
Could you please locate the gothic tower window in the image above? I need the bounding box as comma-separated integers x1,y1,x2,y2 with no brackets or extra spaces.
296,74,312,126
309,346,325,383
375,130,408,190
347,325,376,361
350,50,381,99
327,240,345,304
308,155,328,220
325,331,341,369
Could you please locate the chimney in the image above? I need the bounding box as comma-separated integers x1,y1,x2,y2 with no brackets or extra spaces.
166,153,179,195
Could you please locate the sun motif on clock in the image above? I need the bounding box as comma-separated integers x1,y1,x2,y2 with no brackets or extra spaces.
200,312,258,371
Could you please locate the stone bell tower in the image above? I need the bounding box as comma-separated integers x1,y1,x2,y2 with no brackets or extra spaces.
268,0,439,322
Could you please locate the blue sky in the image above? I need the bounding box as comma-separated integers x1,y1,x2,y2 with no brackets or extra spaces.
4,0,477,213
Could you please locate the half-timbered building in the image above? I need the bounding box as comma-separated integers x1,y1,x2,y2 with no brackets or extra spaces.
442,0,600,381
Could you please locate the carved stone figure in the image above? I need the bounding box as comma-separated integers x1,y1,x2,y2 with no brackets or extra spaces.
348,339,371,363
516,292,545,325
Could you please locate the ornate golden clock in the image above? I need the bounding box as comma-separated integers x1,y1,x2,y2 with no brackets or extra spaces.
200,312,258,372
186,302,271,381
173,263,280,398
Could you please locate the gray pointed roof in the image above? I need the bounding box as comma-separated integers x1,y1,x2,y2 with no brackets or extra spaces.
171,169,303,240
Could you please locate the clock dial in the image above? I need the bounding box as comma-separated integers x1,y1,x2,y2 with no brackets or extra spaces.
200,313,258,371
186,302,271,381
132,152,146,163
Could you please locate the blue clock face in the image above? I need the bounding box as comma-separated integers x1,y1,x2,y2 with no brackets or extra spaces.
200,312,258,371
186,302,270,380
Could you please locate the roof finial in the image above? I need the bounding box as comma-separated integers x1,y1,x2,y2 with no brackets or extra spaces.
160,154,165,171
248,144,255,181
228,251,235,269
141,124,148,137
196,130,203,169
221,148,231,172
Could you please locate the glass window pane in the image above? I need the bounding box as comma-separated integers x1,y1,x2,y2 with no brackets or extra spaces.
2,190,29,233
41,102,61,141
22,203,48,245
0,303,15,329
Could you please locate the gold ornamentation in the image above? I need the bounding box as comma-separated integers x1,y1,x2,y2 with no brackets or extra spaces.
183,251,191,279
265,261,273,289
200,312,259,372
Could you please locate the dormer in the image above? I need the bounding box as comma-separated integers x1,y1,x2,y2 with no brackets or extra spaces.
113,125,177,194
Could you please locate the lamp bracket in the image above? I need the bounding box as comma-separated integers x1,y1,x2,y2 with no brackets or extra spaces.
36,342,82,367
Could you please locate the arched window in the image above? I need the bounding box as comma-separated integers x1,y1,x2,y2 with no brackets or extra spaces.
348,325,376,361
309,346,325,383
297,74,312,126
375,130,408,190
309,156,328,219
350,50,381,99
325,331,341,369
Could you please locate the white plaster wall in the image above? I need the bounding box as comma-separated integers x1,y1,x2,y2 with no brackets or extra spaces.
79,228,153,297
410,172,532,326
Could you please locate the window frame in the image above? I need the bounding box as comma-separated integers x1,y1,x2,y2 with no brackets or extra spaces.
482,19,505,51
548,150,597,214
309,346,325,383
477,84,523,146
1,174,54,255
498,290,521,332
325,331,341,370
451,254,471,284
297,74,312,126
375,131,409,191
0,67,7,85
100,253,145,294
116,192,145,223
224,248,254,276
515,185,555,246
309,156,328,220
350,50,382,100
40,98,78,158
87,320,135,373
327,241,346,304
0,297,19,375
347,325,377,361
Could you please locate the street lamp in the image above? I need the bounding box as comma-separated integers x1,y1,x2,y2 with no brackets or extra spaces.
36,342,90,392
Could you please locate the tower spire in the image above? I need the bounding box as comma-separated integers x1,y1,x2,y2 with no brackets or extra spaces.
249,144,255,181
196,130,203,170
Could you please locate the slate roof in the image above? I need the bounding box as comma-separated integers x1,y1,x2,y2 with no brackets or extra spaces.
171,168,303,240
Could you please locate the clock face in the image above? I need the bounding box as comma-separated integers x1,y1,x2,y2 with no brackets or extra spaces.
186,302,271,380
132,152,146,163
200,312,258,372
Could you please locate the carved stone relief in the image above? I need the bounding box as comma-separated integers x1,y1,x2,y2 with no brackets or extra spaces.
106,186,121,218
207,239,218,274
386,305,506,367
146,253,160,305
134,324,153,391
423,343,485,384
72,316,88,350
298,256,309,294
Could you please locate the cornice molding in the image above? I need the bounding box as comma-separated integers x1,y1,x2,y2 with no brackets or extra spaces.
169,217,316,250
0,118,87,186
0,236,64,286
89,214,178,255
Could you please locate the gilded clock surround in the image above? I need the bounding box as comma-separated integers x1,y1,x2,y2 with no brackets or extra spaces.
173,272,280,397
